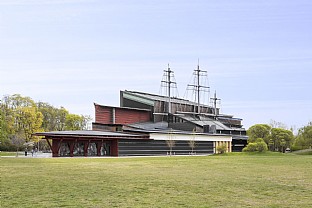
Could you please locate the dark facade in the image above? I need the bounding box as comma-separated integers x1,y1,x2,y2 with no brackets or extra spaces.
118,139,213,156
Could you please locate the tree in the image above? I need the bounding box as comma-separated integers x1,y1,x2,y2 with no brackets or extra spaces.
1,94,92,151
65,114,91,130
0,94,43,149
188,129,196,155
294,122,312,149
0,97,16,142
188,140,196,155
269,119,288,129
247,124,271,144
166,129,175,156
16,106,43,142
0,107,9,146
247,123,295,152
37,102,59,131
271,128,294,152
11,134,25,157
56,107,69,131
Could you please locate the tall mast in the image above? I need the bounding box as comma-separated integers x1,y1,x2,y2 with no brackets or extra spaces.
196,64,200,113
210,90,221,119
161,64,176,114
187,61,209,114
168,64,172,114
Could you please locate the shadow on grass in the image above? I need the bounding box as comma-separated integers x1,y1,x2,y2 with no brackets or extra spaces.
292,149,312,155
213,151,293,157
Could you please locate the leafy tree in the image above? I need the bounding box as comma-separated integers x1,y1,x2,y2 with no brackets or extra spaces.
294,122,312,149
1,94,43,149
1,94,92,151
65,114,83,130
1,97,16,138
247,124,271,144
247,123,295,152
37,102,59,131
271,128,294,152
65,114,91,130
16,106,43,142
56,107,69,131
0,108,8,143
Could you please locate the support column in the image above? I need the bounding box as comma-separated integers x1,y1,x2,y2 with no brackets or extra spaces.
213,141,216,154
69,141,75,157
229,141,232,153
111,139,118,157
96,142,101,156
52,139,60,157
84,140,90,157
46,139,52,150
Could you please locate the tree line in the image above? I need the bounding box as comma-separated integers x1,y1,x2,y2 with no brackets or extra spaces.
244,122,312,153
0,94,91,151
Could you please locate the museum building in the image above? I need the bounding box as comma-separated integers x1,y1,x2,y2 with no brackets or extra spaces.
35,66,248,157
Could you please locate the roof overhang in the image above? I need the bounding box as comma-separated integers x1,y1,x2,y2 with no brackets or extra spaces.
33,130,149,140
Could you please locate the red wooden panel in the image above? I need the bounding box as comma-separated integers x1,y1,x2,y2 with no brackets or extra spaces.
115,108,150,124
95,105,112,124
95,104,151,125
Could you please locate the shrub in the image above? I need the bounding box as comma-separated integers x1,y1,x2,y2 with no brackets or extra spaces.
243,138,268,152
217,144,227,154
243,143,258,152
256,141,268,152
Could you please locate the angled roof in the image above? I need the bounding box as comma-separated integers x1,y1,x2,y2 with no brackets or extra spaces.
174,114,233,130
122,90,209,107
94,103,151,112
125,121,169,131
34,130,148,139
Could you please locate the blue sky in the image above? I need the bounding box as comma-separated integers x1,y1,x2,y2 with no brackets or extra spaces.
0,0,311,131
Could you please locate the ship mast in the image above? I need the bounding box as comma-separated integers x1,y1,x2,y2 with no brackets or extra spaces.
161,64,177,114
210,91,221,119
187,61,210,114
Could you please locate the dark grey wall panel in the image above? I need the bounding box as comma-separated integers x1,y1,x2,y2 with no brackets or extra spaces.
118,139,213,156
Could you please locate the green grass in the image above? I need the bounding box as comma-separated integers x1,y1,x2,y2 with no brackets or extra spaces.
1,154,312,208
0,151,23,157
292,149,312,155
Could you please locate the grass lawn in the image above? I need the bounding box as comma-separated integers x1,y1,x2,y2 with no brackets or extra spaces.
0,151,23,157
292,149,312,155
1,153,311,208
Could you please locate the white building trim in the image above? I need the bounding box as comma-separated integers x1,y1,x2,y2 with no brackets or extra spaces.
150,132,232,142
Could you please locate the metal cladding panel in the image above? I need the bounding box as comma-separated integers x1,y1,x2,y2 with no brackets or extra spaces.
118,140,213,156
232,139,248,152
115,108,151,124
122,98,153,110
95,105,112,124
